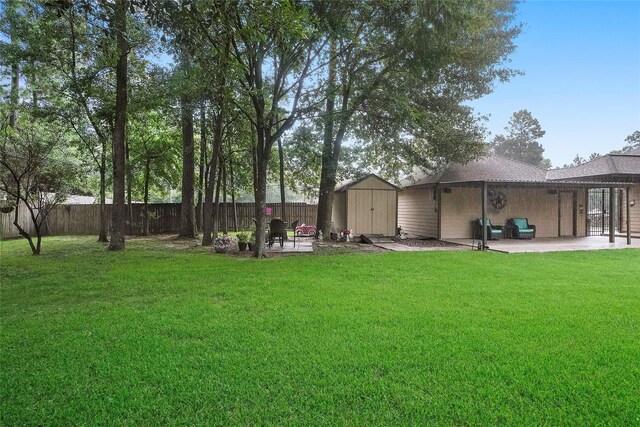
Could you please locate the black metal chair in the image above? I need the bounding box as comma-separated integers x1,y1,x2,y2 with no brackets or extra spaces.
290,219,300,247
268,219,286,248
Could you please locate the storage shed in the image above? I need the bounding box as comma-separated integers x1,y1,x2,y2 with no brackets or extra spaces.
332,174,400,237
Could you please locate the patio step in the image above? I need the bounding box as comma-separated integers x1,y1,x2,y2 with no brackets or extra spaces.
361,234,394,244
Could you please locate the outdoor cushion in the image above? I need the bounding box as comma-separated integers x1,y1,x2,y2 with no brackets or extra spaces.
513,218,529,229
473,218,503,240
507,218,536,239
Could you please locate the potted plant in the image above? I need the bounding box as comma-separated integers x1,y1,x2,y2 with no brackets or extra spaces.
213,234,232,254
237,231,250,251
247,227,257,252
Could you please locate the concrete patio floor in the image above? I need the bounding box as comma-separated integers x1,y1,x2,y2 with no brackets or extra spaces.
444,236,640,253
265,237,314,253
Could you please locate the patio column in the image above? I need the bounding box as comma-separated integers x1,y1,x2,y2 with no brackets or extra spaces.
627,186,631,245
609,187,615,243
481,182,487,250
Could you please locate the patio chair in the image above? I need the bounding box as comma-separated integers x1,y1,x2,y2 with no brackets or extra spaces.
472,218,503,240
290,219,300,248
506,218,536,239
268,218,286,248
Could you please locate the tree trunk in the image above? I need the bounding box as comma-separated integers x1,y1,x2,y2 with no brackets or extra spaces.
222,158,228,234
126,136,133,230
316,40,337,238
108,0,128,251
254,143,268,258
9,4,19,128
12,197,38,255
98,148,108,242
142,158,150,236
229,150,238,232
278,137,287,225
252,143,258,201
179,50,198,238
30,61,38,106
213,159,222,239
201,104,224,246
197,102,207,231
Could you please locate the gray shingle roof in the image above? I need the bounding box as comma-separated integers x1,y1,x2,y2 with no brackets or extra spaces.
547,153,640,180
404,155,548,186
404,152,640,188
623,146,640,155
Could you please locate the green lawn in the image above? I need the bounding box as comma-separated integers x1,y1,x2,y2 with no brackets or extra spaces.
1,237,639,425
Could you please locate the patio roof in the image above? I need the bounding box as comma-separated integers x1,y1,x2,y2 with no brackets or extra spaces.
403,154,637,188
403,155,548,186
547,151,640,182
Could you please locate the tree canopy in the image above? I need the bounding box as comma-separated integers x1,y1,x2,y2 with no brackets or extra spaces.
490,109,551,169
1,0,523,255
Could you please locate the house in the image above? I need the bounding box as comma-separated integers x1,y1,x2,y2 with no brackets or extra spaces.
547,147,640,239
398,151,639,246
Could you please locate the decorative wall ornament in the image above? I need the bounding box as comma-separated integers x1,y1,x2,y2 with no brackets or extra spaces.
489,191,507,210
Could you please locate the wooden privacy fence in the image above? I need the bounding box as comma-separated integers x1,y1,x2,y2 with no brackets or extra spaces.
1,202,318,239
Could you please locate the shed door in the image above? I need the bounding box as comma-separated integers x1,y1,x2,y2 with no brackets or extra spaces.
349,189,396,236
372,190,396,236
559,191,575,237
355,190,373,234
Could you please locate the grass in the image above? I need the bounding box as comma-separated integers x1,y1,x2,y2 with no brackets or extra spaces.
1,236,639,425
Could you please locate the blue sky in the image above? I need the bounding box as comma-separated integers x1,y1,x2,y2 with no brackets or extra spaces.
469,0,640,167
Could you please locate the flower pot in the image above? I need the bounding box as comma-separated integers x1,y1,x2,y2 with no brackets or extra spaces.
248,243,255,252
238,242,248,251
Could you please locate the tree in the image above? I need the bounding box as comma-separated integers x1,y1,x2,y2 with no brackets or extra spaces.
128,111,180,235
229,1,322,257
490,110,551,168
6,0,119,243
0,115,81,255
314,0,522,237
563,152,601,168
622,130,640,152
108,0,129,250
284,123,361,200
178,48,198,238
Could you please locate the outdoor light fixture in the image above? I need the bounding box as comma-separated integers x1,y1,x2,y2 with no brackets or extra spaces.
630,199,636,207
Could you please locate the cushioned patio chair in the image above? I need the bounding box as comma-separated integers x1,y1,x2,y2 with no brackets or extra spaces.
507,218,536,239
268,218,286,248
472,218,503,240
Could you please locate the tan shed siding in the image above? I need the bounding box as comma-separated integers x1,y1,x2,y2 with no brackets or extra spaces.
350,176,395,190
397,186,437,237
441,186,564,239
332,192,347,230
621,184,640,236
387,191,397,236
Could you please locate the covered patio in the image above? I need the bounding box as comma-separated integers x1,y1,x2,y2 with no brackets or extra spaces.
445,235,640,253
398,153,639,250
